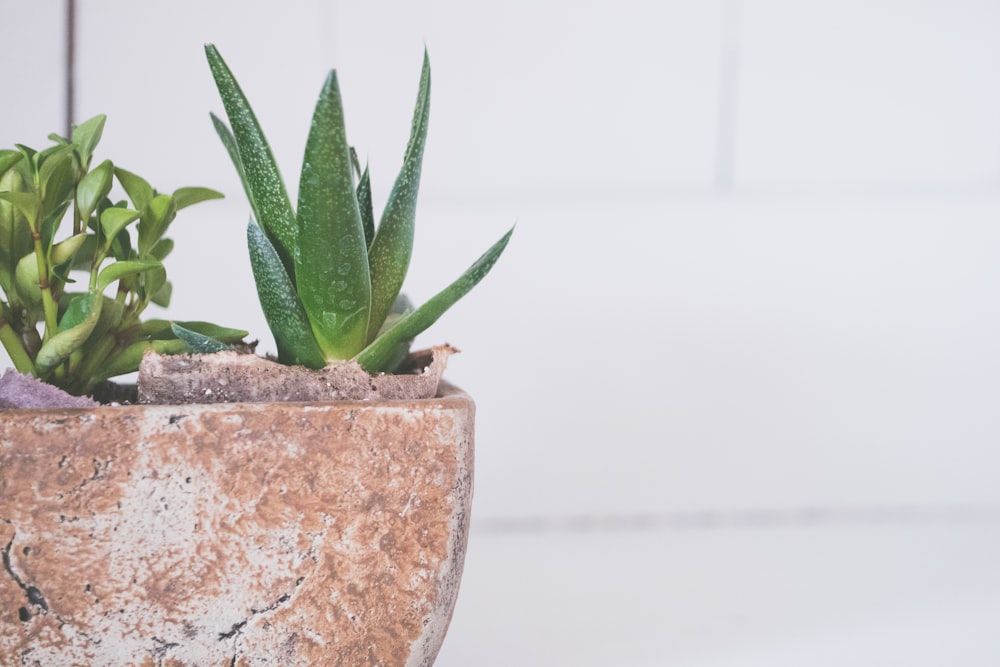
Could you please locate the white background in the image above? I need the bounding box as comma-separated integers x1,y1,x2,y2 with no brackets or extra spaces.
3,1,1000,664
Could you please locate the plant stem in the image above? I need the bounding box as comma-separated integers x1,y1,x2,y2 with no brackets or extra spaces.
32,233,59,340
0,316,35,375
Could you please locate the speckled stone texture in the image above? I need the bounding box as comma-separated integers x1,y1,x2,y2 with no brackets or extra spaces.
0,384,474,666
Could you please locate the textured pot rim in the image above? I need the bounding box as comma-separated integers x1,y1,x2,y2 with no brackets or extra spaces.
0,379,471,417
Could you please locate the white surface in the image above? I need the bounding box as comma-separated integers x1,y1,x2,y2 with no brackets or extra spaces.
2,1,1000,663
438,520,1000,666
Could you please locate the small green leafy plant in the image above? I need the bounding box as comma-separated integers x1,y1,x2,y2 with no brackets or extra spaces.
0,116,246,396
206,44,512,373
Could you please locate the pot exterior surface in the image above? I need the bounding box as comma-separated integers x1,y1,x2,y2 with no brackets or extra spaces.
0,386,474,666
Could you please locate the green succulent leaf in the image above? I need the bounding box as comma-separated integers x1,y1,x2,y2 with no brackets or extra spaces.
295,69,371,360
76,159,114,223
170,322,233,354
97,259,162,291
173,186,224,211
206,44,297,276
356,162,375,248
140,319,247,342
35,290,102,376
356,226,513,373
365,49,431,342
114,166,154,212
247,220,324,368
70,115,107,168
209,112,251,193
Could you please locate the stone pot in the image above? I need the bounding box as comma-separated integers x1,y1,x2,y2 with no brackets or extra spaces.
0,383,474,666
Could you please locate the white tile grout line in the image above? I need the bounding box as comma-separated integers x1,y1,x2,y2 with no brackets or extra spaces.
474,504,1000,535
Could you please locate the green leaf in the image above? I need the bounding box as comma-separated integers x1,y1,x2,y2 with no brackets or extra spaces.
210,112,251,193
38,144,78,212
295,69,371,360
0,167,33,296
205,44,297,276
137,193,177,256
97,259,162,291
35,290,102,376
247,220,324,368
150,280,172,307
50,233,89,266
76,159,114,222
356,226,513,373
170,322,232,354
99,206,141,241
150,237,174,260
173,320,247,342
0,191,41,227
13,253,41,307
140,319,247,342
357,162,375,248
0,150,23,178
114,166,154,212
94,338,190,381
173,186,224,211
70,115,107,168
366,50,431,341
145,264,168,303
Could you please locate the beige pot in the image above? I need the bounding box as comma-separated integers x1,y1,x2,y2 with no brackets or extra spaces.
0,383,474,666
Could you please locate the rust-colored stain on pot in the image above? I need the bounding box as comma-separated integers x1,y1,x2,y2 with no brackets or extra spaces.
0,386,474,666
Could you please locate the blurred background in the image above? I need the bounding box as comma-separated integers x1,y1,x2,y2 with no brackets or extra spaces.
3,1,1000,664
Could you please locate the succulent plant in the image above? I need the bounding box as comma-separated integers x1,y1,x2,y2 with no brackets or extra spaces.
0,116,246,396
206,44,512,373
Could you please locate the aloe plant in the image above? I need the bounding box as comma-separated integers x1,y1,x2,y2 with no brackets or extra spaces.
206,44,512,373
0,116,246,395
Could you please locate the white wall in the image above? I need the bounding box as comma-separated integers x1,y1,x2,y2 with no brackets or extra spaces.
3,1,1000,664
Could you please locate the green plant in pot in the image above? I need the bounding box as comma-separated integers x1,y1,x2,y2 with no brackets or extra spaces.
0,115,244,400
205,43,511,375
1,45,510,666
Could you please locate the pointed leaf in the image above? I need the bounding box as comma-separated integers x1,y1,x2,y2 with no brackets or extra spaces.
170,322,233,354
137,193,177,256
114,166,154,212
366,50,431,340
70,115,107,168
295,69,371,360
173,186,224,211
247,220,324,368
357,162,375,248
171,321,247,342
206,44,297,274
356,227,513,372
76,159,114,222
38,144,78,211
